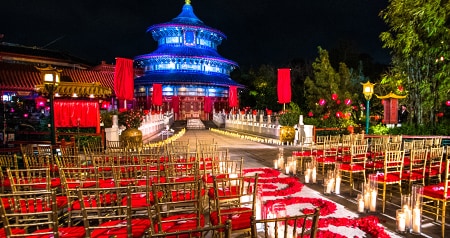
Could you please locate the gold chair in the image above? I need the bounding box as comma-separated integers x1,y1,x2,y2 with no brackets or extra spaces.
250,208,320,238
151,179,205,235
77,186,151,237
316,139,339,176
366,143,386,174
0,153,19,193
210,174,259,237
59,166,99,226
412,139,425,149
23,154,58,177
106,140,124,154
426,146,445,184
339,144,368,195
7,168,51,193
402,148,428,192
148,220,232,238
0,189,85,238
375,150,405,213
422,158,450,238
83,139,105,156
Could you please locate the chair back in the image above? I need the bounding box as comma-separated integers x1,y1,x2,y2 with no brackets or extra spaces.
383,150,405,179
250,207,320,238
149,220,232,238
0,189,60,237
7,168,51,192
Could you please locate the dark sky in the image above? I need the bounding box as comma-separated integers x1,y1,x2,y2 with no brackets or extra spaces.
1,0,390,67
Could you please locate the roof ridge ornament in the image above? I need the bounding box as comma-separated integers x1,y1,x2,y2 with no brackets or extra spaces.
185,0,191,5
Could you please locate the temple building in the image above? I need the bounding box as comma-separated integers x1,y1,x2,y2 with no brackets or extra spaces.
133,0,242,120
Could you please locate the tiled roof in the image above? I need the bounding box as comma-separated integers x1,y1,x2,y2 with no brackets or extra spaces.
0,62,115,93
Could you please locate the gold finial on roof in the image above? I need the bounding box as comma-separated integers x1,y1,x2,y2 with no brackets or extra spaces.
186,0,191,5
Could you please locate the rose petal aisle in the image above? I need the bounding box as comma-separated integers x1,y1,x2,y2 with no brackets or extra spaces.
244,168,401,238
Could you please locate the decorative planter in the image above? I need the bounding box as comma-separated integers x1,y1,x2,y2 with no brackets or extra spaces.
279,126,295,143
120,128,143,147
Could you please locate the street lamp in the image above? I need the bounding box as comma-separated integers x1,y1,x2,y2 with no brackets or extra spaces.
361,81,375,134
37,66,61,145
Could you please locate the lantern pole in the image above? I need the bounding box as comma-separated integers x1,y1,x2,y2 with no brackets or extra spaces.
361,81,375,134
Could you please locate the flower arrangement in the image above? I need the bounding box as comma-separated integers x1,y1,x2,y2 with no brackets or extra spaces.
118,109,144,129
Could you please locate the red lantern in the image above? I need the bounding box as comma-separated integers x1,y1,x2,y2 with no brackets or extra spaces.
319,99,326,106
266,110,272,115
398,85,404,92
331,93,338,100
437,112,444,117
336,111,343,118
323,114,329,120
336,99,341,105
344,99,351,105
446,100,450,106
308,111,313,117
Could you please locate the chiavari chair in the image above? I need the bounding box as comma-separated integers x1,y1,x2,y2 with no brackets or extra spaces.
366,143,386,174
7,167,52,193
0,189,85,238
0,154,19,193
316,139,339,176
402,148,428,193
374,150,405,213
23,154,59,178
424,138,434,149
250,207,320,238
77,186,151,238
338,134,353,158
433,137,442,147
422,158,450,238
209,174,259,238
151,179,205,235
19,144,35,158
426,146,445,185
292,146,313,175
412,139,425,149
402,141,413,155
313,135,328,156
37,144,53,157
55,154,85,168
106,140,124,154
83,139,105,156
390,134,402,143
60,145,79,157
163,159,200,184
148,220,232,238
59,166,99,226
339,144,368,196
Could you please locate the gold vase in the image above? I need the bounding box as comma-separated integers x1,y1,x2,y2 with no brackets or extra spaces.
279,126,295,142
120,128,143,147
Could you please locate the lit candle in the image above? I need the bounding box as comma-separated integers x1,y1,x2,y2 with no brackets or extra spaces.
364,190,370,210
397,210,406,232
304,169,310,183
311,167,317,183
358,197,365,213
412,206,421,233
285,163,290,174
403,205,412,231
273,160,278,169
335,176,341,194
326,178,334,194
292,161,297,175
370,190,377,212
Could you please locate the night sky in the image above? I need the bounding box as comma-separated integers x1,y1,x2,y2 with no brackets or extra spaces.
1,0,390,67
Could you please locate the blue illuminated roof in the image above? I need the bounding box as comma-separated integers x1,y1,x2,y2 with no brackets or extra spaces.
135,71,243,87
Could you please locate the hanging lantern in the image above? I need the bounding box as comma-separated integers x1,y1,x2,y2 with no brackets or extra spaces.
398,85,404,92
331,93,338,100
344,98,352,105
336,99,341,105
319,99,326,106
336,111,343,118
446,100,450,106
308,111,314,117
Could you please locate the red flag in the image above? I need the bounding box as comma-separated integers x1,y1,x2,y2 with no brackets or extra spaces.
114,58,134,100
152,84,163,106
204,96,212,113
229,86,238,107
172,96,179,113
277,68,291,104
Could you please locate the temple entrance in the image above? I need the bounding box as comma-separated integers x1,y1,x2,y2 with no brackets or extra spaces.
180,96,204,120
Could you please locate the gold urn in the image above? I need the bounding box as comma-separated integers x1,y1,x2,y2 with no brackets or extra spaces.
279,126,295,143
120,128,143,147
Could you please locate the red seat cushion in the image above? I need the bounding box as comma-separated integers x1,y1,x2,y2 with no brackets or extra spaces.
375,172,401,183
154,213,205,234
71,193,118,210
208,185,240,199
423,181,450,200
340,163,365,172
210,207,253,230
91,218,151,238
0,228,26,237
28,226,85,238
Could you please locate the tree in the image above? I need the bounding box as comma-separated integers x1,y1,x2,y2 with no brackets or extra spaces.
247,65,280,110
304,47,359,126
379,0,450,125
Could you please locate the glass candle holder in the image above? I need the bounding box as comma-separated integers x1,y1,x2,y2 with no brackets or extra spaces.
396,209,406,233
304,162,311,184
324,170,334,195
401,194,412,232
334,162,341,194
357,193,365,213
411,185,423,234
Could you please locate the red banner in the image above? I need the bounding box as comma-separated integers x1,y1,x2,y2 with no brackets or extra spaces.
172,96,179,113
229,86,238,107
277,68,291,104
54,100,100,133
114,58,134,100
152,84,163,106
204,96,212,113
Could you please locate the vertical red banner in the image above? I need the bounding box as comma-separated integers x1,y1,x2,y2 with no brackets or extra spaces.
277,68,291,104
229,86,238,107
113,58,134,100
172,96,179,113
204,96,212,113
152,84,163,106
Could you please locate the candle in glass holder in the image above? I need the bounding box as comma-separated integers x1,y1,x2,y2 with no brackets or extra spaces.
369,189,377,212
412,205,421,233
364,188,370,211
403,205,412,231
304,168,310,183
325,178,334,194
311,166,317,183
396,209,406,232
335,175,341,194
273,159,278,169
285,163,290,174
357,194,365,213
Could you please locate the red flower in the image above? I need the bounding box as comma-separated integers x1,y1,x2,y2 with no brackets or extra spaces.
308,111,314,117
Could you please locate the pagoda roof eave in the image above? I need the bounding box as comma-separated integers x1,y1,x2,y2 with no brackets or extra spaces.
376,92,407,99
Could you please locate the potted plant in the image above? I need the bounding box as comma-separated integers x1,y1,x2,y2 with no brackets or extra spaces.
278,103,301,142
118,109,144,146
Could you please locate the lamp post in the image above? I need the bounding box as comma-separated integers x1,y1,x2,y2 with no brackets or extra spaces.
361,81,375,134
37,66,61,146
